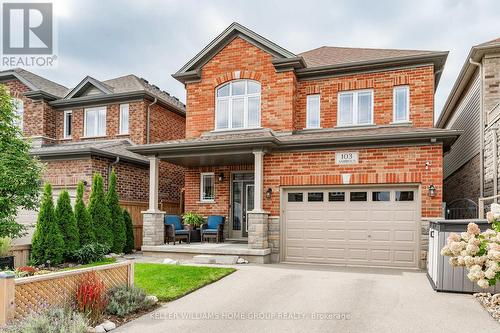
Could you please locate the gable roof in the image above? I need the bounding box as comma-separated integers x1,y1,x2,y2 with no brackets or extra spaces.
436,37,500,128
173,22,305,83
51,74,185,114
0,68,69,99
173,22,448,85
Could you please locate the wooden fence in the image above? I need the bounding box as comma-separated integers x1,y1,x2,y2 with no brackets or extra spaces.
11,244,31,268
0,261,133,324
120,200,180,249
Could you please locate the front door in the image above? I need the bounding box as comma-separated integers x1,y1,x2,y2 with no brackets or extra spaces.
231,173,254,239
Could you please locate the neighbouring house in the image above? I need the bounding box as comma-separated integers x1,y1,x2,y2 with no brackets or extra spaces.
131,22,459,268
436,38,500,219
0,68,186,246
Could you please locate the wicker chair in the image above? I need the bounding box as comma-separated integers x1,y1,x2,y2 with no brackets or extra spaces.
164,215,190,245
201,215,225,243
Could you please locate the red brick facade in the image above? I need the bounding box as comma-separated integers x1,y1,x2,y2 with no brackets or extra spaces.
2,76,186,206
182,36,443,221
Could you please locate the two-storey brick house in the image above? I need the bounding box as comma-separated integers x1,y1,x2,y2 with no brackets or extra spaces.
0,68,185,246
132,23,459,267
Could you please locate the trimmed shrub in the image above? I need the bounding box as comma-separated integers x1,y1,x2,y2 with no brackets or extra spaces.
55,190,79,260
107,170,126,253
72,243,110,264
106,285,153,316
4,307,88,333
123,208,135,254
75,181,95,245
88,173,113,250
31,183,65,266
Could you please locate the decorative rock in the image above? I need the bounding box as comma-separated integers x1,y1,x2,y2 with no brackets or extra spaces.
102,320,116,331
94,325,106,333
474,292,500,322
145,295,158,304
237,257,249,264
162,258,179,265
86,327,96,333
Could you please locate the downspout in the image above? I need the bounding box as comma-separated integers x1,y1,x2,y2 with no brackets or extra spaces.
146,97,158,144
469,58,484,198
108,156,120,177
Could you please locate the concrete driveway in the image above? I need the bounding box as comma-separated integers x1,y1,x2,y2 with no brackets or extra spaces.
115,264,498,333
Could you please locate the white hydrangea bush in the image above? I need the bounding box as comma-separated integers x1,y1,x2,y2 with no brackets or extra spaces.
441,203,500,289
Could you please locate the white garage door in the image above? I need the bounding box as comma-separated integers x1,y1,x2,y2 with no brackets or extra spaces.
283,187,419,268
13,188,77,246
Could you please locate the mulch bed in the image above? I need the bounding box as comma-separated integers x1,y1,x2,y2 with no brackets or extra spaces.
474,293,500,323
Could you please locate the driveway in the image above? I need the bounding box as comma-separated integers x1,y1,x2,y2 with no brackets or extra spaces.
115,264,498,333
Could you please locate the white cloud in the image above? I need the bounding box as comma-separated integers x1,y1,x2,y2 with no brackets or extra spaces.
26,0,500,119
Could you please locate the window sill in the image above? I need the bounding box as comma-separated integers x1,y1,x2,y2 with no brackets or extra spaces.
210,127,263,134
334,124,376,129
59,137,72,141
81,135,107,139
389,121,412,126
197,200,215,204
116,133,130,137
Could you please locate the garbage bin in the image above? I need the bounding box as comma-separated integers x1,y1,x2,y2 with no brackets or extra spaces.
427,219,500,293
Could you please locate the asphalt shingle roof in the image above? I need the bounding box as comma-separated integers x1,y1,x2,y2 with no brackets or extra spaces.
1,68,70,97
298,46,440,68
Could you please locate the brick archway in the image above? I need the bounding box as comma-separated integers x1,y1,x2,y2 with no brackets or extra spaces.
213,70,262,87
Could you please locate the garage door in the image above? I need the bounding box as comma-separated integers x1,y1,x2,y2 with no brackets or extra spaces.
13,188,77,246
283,187,419,268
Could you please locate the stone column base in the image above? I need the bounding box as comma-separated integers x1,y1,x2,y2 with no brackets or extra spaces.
142,210,165,246
248,211,269,249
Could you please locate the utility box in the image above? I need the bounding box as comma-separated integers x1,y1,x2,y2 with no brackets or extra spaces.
427,219,500,293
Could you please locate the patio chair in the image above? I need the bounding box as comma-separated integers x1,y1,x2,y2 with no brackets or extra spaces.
201,215,225,243
164,215,190,245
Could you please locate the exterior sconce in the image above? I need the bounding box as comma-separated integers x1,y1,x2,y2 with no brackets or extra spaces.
428,184,436,197
218,173,225,182
266,188,272,199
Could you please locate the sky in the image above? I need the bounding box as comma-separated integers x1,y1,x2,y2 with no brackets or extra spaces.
28,0,500,120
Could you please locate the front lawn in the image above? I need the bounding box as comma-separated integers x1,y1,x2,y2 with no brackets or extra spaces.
134,263,235,301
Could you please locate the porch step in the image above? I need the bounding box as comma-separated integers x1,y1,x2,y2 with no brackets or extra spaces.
193,255,239,265
225,238,247,244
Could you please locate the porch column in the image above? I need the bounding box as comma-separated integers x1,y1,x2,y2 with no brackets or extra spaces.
142,156,165,246
248,149,269,249
253,149,264,212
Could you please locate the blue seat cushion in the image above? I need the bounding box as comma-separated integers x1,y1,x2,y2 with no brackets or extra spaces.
207,215,224,229
165,215,183,230
203,229,219,233
174,230,189,235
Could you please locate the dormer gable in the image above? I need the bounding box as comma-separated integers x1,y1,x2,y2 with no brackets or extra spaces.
64,76,113,99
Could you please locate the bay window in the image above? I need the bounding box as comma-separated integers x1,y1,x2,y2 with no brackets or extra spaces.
338,90,373,126
215,80,261,130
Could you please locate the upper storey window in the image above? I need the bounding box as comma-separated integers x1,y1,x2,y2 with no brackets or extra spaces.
84,107,106,137
13,98,23,130
393,86,410,123
338,90,373,127
215,80,261,130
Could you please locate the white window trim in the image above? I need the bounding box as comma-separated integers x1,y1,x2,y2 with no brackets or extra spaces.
337,89,374,127
119,103,129,135
200,172,215,202
13,98,24,130
392,86,410,123
214,80,261,131
306,94,321,129
63,110,72,139
83,106,107,137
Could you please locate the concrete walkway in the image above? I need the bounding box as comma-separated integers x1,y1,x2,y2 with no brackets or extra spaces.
115,263,498,333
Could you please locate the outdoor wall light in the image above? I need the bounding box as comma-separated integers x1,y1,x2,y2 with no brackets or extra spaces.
218,173,225,182
428,184,436,197
266,188,273,199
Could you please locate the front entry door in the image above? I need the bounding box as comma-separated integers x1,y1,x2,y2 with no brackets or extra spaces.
231,173,254,239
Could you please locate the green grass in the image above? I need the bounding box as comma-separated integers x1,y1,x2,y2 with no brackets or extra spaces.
61,257,117,271
134,263,235,302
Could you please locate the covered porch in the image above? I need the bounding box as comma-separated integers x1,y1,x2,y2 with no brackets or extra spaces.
131,131,278,262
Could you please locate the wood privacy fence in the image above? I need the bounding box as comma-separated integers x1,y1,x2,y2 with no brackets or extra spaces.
11,244,31,268
0,261,133,325
120,200,181,249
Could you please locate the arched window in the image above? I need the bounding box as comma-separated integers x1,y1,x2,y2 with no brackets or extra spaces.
13,98,24,130
215,80,261,130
